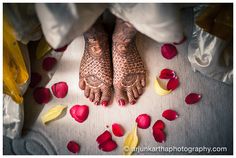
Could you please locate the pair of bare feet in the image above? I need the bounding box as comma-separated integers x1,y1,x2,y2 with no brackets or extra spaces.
79,17,146,107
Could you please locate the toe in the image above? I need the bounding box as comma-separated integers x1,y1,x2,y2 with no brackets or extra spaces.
132,87,139,99
79,79,85,90
84,86,90,98
94,89,101,105
127,88,136,105
136,82,143,95
89,90,95,102
100,87,112,107
137,85,143,95
141,77,146,87
114,87,127,106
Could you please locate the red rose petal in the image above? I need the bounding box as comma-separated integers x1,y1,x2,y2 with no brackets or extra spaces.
173,36,187,45
162,109,178,121
51,82,68,98
96,130,112,144
135,114,151,129
153,120,165,131
112,123,124,137
54,44,68,52
70,105,89,123
161,44,177,60
33,87,51,104
159,68,176,79
29,72,42,88
185,93,202,104
167,76,179,90
42,57,57,71
153,128,166,143
98,139,117,152
67,141,80,154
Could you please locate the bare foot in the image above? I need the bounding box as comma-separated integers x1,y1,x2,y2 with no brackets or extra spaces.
112,18,146,106
79,20,112,106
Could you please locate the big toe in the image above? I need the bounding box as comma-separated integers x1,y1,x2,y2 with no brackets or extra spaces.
114,87,128,106
100,87,112,107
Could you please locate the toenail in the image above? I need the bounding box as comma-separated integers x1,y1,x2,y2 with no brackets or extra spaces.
94,101,99,105
130,100,136,105
101,101,108,107
118,99,126,106
90,98,94,102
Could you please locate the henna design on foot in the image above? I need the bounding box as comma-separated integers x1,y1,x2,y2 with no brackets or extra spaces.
79,19,113,106
112,18,146,106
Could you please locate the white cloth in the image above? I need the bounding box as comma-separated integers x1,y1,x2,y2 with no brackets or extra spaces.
188,5,233,85
35,3,109,49
3,95,24,139
110,3,183,44
3,3,42,44
35,3,184,49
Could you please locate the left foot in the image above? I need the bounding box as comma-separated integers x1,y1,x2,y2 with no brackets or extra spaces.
79,19,113,106
112,18,146,106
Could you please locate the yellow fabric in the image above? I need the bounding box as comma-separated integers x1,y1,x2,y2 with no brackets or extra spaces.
196,4,233,41
3,16,29,104
36,36,52,59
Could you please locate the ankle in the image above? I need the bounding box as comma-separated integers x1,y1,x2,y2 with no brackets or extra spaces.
113,18,136,37
112,27,137,44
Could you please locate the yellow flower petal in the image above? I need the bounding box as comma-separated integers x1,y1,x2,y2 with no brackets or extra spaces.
154,79,172,96
123,125,138,155
41,105,67,124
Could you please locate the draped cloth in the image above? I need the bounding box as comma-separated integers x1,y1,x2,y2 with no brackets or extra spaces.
35,3,184,49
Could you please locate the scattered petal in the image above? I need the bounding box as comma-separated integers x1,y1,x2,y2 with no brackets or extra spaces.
153,120,165,131
51,82,68,98
96,130,112,144
99,139,117,152
185,93,202,104
54,44,68,52
42,57,57,71
159,68,176,79
67,141,80,154
135,114,151,129
33,87,51,104
161,43,177,59
173,36,186,45
112,123,124,137
167,76,179,90
123,125,138,155
41,105,67,124
154,79,172,96
162,109,179,121
153,128,166,143
29,72,42,88
70,105,89,123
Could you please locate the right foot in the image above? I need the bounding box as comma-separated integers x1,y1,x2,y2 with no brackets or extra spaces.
112,18,146,106
79,21,112,106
